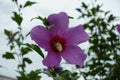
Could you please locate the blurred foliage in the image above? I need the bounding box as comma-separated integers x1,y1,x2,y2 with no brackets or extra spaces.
3,0,41,80
53,70,79,80
43,67,79,80
17,69,41,80
76,0,120,80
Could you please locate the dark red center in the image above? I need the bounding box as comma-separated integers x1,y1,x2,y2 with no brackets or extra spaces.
49,35,66,52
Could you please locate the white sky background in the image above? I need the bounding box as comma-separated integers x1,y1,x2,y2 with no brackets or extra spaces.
0,0,120,80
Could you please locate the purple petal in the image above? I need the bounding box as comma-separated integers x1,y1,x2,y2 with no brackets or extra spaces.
10,31,13,38
30,25,50,50
61,46,87,67
64,25,89,45
7,31,14,45
48,12,69,36
42,50,61,67
116,24,120,33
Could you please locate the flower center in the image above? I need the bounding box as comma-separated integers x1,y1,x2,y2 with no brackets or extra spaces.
50,36,66,52
54,42,63,52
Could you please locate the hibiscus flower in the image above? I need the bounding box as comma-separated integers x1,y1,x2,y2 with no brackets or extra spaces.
116,24,120,33
7,31,14,45
30,12,89,67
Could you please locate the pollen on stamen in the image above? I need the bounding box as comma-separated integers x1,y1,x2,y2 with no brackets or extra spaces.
54,42,63,52
49,35,66,52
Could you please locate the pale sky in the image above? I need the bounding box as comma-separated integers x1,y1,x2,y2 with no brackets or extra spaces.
0,0,120,80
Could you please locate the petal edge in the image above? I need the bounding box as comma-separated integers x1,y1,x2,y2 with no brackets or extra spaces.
64,25,89,45
30,25,50,50
61,46,87,67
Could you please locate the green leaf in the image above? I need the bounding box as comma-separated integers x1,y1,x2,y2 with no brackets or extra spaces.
28,70,41,80
31,16,49,27
11,12,23,26
87,11,92,17
31,16,44,21
68,16,74,19
13,31,19,37
26,44,44,58
26,32,30,37
3,52,15,59
104,11,110,15
108,14,116,22
31,44,44,58
17,71,27,80
18,64,25,69
21,47,32,55
11,0,17,3
82,2,88,9
91,7,97,16
4,29,10,37
54,76,66,80
10,45,15,50
76,8,82,13
24,1,36,8
15,38,21,47
23,57,32,64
